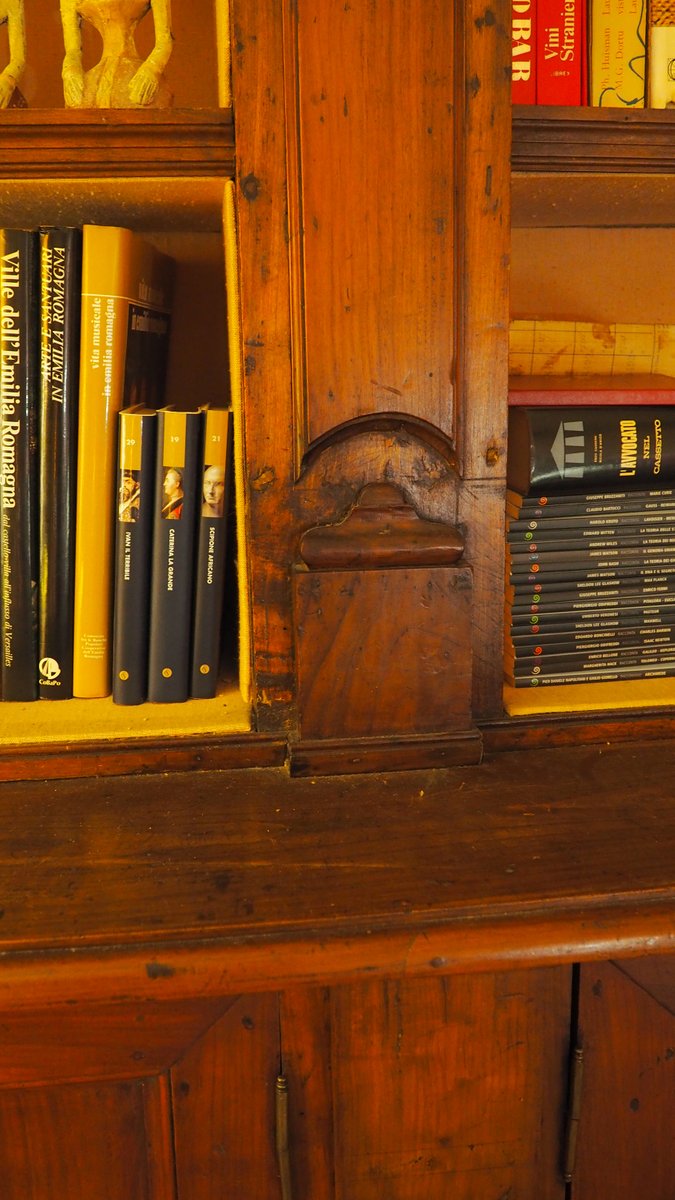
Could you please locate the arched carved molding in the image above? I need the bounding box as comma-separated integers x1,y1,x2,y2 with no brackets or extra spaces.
296,413,461,528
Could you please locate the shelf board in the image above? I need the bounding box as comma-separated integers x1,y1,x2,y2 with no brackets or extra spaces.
0,108,235,178
512,106,675,175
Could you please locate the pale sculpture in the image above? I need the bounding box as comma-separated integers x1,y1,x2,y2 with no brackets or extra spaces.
60,0,173,108
0,0,26,107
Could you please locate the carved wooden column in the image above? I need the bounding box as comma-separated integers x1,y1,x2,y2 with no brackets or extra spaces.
232,0,511,750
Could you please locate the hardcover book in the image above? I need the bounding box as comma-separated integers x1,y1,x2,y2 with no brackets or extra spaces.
589,0,646,107
506,486,675,515
508,374,675,407
190,407,232,699
507,406,675,495
648,0,675,107
38,226,82,700
512,0,536,103
147,406,203,703
72,225,175,698
112,405,157,706
0,229,40,701
537,0,586,104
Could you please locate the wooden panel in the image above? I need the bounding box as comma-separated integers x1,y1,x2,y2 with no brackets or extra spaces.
294,563,473,738
0,998,234,1088
2,743,675,990
574,960,675,1199
292,0,456,449
329,971,569,1199
171,993,281,1200
0,1078,155,1200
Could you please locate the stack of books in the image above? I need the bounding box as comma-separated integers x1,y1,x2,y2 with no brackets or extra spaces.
506,400,675,689
511,0,674,109
0,223,233,707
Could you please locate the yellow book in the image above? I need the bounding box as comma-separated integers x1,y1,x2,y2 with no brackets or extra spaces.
509,318,675,377
589,0,646,107
73,226,175,698
648,0,675,107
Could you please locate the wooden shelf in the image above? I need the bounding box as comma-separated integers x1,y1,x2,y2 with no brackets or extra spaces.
512,106,675,175
511,107,675,228
0,109,235,178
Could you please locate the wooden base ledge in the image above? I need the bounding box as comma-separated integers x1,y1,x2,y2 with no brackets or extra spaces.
0,897,674,1012
288,729,483,775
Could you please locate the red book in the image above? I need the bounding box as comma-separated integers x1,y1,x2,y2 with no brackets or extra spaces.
536,0,587,105
512,0,536,104
508,374,675,406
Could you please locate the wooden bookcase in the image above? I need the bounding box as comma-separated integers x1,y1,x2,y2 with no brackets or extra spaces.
1,5,675,1196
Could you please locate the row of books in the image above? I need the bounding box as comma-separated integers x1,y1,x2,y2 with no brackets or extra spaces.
511,0,674,108
0,222,232,704
506,401,675,688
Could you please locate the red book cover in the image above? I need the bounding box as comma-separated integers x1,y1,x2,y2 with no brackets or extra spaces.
508,374,675,406
536,0,587,105
512,0,536,104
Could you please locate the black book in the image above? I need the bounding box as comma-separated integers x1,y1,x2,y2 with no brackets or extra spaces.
506,549,672,576
508,585,675,615
147,407,203,703
38,227,82,700
509,604,675,633
510,623,675,648
190,407,232,699
506,485,675,515
0,229,40,701
507,406,675,495
508,532,675,555
507,512,675,537
112,405,157,705
508,562,675,588
506,663,675,689
506,642,675,674
508,573,675,602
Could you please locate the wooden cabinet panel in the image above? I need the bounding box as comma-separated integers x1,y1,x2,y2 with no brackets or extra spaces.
0,1078,163,1200
171,993,281,1200
285,970,571,1200
574,959,675,1200
294,0,456,447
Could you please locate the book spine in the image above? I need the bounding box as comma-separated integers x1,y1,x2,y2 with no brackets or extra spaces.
72,226,174,697
147,408,202,703
190,408,232,699
509,406,675,494
536,0,586,104
512,0,537,103
648,1,675,107
0,229,40,701
38,227,82,700
112,407,157,705
589,0,646,107
508,663,675,687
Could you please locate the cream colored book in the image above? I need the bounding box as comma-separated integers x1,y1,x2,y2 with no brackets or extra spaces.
648,0,675,107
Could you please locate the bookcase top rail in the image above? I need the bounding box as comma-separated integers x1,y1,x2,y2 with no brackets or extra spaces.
0,108,234,178
513,106,675,176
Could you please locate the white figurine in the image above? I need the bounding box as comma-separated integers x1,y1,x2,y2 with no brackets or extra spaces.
60,0,173,108
0,0,26,107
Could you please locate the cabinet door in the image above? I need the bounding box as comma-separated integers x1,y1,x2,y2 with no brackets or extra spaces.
282,969,571,1199
573,958,675,1199
0,994,281,1200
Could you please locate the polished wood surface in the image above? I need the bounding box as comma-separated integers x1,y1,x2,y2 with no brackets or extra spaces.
574,959,675,1199
2,739,675,1006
